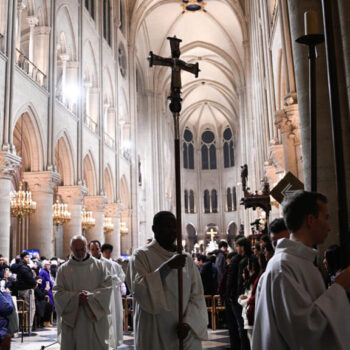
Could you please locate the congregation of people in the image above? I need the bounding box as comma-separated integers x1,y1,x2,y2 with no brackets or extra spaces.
0,190,349,350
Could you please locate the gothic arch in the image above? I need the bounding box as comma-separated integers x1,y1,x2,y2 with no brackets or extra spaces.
120,175,130,209
12,104,45,172
104,165,114,203
54,132,75,186
83,151,97,195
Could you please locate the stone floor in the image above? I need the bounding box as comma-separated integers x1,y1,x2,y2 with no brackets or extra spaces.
11,326,230,350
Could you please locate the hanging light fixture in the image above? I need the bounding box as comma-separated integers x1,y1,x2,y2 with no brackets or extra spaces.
120,222,128,236
53,198,71,227
103,216,114,234
181,0,206,12
81,207,95,231
10,116,36,221
52,141,71,227
10,182,36,221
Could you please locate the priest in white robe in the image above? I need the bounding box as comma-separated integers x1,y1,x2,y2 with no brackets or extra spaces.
53,235,112,350
89,240,125,348
252,191,350,350
126,211,208,350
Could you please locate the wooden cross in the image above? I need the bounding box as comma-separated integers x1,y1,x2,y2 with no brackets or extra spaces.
207,228,218,242
148,36,200,350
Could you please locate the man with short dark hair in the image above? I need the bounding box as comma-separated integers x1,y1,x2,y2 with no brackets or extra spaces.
253,190,350,350
215,241,228,284
126,211,208,350
10,251,37,331
269,218,289,247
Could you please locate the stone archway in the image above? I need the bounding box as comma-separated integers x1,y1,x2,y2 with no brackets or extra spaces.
83,152,97,195
54,134,74,186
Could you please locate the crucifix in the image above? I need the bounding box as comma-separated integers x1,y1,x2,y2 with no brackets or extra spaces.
148,36,200,350
207,228,218,242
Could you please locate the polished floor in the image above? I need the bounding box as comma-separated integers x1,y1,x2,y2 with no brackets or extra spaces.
11,326,230,350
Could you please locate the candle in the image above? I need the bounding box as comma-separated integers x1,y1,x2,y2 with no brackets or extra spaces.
304,10,320,35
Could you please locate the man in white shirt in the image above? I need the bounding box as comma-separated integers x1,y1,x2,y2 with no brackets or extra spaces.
252,190,350,350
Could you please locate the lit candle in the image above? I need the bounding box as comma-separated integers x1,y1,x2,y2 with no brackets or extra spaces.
304,10,320,35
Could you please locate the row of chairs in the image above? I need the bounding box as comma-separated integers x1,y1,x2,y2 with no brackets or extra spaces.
122,295,226,332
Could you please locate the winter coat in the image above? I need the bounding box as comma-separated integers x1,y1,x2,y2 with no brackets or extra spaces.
0,291,14,341
10,262,36,292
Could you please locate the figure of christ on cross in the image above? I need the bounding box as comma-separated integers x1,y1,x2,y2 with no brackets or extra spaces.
148,37,202,350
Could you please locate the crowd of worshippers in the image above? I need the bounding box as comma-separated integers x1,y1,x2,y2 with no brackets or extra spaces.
0,190,349,350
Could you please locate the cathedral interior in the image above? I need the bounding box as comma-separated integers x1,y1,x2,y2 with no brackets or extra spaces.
0,0,349,261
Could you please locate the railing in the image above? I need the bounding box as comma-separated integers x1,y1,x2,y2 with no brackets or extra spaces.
84,115,99,134
104,132,115,148
16,49,47,88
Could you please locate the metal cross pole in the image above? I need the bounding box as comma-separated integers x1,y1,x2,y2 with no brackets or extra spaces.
296,16,324,192
320,0,350,267
148,36,199,350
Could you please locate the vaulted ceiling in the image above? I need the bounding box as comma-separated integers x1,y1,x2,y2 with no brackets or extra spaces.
131,0,248,138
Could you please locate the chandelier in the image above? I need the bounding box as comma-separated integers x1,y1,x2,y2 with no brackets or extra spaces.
10,182,36,221
120,222,128,236
181,0,206,12
103,217,114,234
81,207,95,230
53,198,71,227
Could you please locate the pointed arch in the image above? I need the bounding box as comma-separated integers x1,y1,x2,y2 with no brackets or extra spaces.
120,175,130,209
54,131,75,186
12,104,45,171
104,165,114,203
83,151,97,195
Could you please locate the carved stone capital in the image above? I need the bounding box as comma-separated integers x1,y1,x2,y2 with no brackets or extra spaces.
0,152,21,180
104,203,120,218
84,195,107,212
275,110,293,135
26,16,39,27
23,171,61,194
58,185,88,205
33,26,51,35
266,140,285,173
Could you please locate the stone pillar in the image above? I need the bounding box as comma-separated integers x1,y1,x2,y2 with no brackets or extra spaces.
84,196,107,244
59,54,69,103
287,0,350,249
16,0,26,50
275,107,298,177
58,185,88,259
26,16,38,63
104,203,121,258
89,87,100,124
23,171,60,258
33,26,50,74
120,208,132,255
0,152,21,258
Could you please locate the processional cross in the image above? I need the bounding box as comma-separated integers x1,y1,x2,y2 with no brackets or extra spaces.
148,37,200,350
206,228,218,242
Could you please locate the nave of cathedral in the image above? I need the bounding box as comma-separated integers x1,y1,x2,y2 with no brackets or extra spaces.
1,0,350,349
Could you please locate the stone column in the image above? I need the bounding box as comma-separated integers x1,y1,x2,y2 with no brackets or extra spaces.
16,0,26,50
58,185,88,259
23,171,60,258
59,54,69,103
0,152,21,258
26,16,38,63
104,203,121,258
120,208,132,255
89,87,100,125
84,196,107,244
275,108,298,177
33,26,50,75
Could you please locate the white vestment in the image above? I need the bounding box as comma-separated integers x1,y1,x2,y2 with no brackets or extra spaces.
53,255,112,350
252,239,350,350
126,240,208,350
101,256,125,347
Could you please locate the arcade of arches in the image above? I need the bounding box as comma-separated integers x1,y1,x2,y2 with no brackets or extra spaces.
0,0,350,260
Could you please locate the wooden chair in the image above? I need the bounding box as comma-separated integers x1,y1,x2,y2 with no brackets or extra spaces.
16,299,29,336
122,296,133,332
213,295,225,329
204,295,216,330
